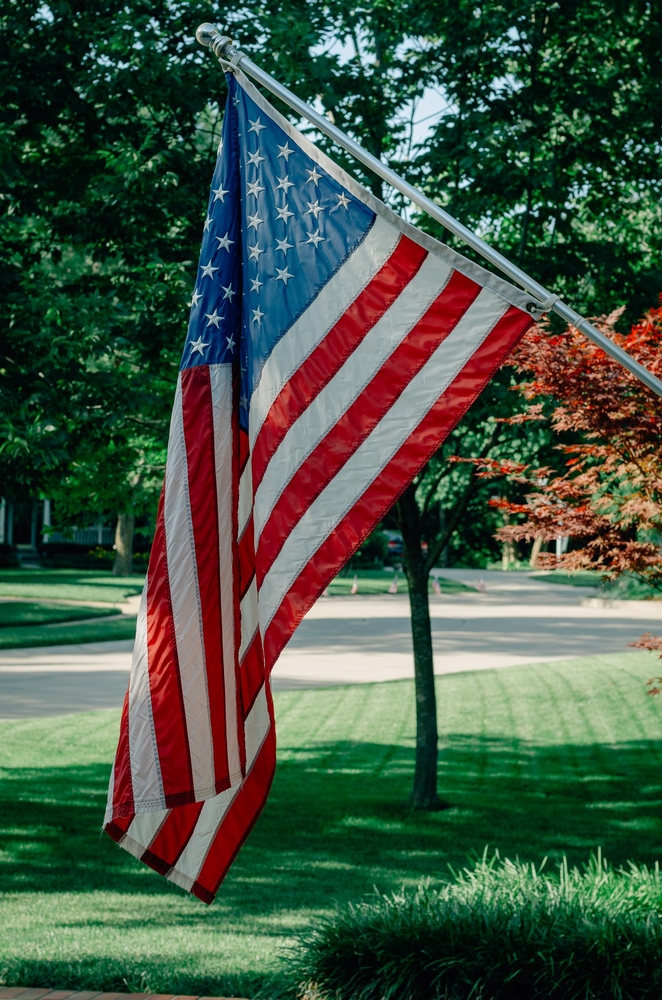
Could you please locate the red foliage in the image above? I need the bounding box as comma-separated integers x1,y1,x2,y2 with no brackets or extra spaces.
491,298,662,585
629,634,662,695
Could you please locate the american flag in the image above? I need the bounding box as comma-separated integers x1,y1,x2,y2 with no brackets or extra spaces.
104,69,536,903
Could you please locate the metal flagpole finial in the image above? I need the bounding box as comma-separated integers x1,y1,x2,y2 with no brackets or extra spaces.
196,23,237,64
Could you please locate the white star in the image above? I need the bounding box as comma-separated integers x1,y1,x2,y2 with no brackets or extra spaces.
275,204,294,223
190,337,209,355
216,231,234,251
247,211,264,230
306,166,322,185
217,138,224,155
248,243,264,261
277,142,294,161
222,283,235,301
247,150,266,167
336,192,350,210
248,117,266,135
247,179,265,198
212,184,229,202
275,237,293,254
239,393,248,408
252,306,265,324
305,200,325,219
205,310,223,328
226,334,237,351
305,230,326,248
276,175,294,193
203,215,212,232
190,288,202,307
274,266,294,285
232,94,241,106
250,276,263,293
200,260,218,279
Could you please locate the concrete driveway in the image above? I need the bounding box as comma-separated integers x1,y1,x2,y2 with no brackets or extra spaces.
1,570,660,718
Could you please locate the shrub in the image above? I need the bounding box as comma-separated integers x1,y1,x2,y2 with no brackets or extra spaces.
296,852,662,1000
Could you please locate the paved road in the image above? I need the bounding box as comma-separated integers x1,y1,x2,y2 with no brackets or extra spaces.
1,570,661,718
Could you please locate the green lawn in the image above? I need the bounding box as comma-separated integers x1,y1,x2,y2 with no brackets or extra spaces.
530,570,603,588
531,569,662,600
0,569,145,604
0,569,471,649
0,615,138,650
1,652,661,997
0,601,118,628
327,569,472,595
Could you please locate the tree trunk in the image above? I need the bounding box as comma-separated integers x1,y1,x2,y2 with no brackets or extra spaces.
113,512,134,576
529,534,544,568
397,482,443,810
501,512,515,570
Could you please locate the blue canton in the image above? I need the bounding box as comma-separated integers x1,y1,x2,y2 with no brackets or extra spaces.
181,74,376,431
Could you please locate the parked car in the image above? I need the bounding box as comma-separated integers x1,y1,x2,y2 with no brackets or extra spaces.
383,529,404,562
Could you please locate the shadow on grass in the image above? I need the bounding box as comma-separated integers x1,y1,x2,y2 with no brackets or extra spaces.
2,735,662,904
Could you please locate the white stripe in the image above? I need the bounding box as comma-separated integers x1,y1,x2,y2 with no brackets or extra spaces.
259,289,509,631
209,364,242,785
253,253,451,541
104,761,115,827
126,583,165,811
239,577,258,661
244,683,270,767
248,215,399,447
166,685,272,891
163,378,216,801
121,807,170,859
238,460,252,540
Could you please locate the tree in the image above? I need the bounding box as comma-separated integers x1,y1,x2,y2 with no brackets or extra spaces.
392,370,551,808
488,298,662,587
410,0,662,322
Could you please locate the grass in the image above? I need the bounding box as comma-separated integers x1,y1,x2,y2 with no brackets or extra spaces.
327,569,473,596
0,601,118,628
530,570,603,588
299,853,662,999
0,569,142,649
0,569,470,649
0,569,145,604
531,569,662,601
1,652,662,996
0,615,138,650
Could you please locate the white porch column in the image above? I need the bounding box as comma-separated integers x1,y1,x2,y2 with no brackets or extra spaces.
42,499,52,544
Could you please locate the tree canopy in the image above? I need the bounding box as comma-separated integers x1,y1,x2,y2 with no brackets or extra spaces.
1,0,660,552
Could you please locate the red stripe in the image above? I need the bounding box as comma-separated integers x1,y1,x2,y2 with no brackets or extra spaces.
181,366,230,793
145,489,195,807
263,305,533,668
191,691,276,904
255,271,481,585
240,631,266,717
251,235,427,491
110,688,134,818
105,810,134,842
140,801,205,876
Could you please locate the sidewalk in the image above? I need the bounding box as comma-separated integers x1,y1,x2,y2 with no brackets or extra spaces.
1,572,660,717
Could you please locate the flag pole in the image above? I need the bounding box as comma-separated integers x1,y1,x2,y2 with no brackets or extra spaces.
196,23,662,400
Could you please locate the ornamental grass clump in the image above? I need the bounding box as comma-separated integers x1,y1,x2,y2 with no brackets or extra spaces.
296,852,662,1000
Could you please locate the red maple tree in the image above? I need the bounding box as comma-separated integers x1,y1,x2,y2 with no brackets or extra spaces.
484,298,662,586
471,298,662,679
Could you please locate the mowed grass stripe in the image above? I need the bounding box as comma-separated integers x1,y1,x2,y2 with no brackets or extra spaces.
1,652,662,998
